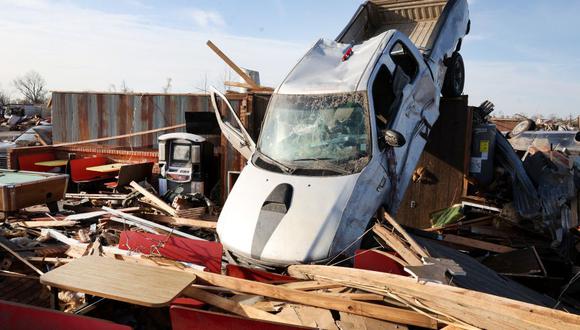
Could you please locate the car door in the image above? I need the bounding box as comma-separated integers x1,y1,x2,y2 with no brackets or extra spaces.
370,34,436,212
210,87,256,160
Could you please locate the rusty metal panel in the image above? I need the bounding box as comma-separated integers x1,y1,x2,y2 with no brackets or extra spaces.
51,92,218,148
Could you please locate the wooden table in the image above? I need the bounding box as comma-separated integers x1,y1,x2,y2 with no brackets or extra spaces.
86,163,126,173
40,256,196,307
34,160,68,167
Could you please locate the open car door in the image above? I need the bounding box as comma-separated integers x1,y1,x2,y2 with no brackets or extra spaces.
210,87,256,159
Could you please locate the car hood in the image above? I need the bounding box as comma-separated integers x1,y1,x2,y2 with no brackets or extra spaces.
217,162,360,265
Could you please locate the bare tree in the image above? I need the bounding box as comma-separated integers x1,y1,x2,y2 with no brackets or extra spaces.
119,80,132,93
13,71,48,104
162,78,172,93
0,87,10,106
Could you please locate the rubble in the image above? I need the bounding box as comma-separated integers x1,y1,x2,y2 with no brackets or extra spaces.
1,1,579,329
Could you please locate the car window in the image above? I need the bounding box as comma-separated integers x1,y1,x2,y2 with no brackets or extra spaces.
372,65,395,132
390,41,419,82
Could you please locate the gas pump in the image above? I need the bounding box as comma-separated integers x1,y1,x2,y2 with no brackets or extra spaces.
158,133,213,196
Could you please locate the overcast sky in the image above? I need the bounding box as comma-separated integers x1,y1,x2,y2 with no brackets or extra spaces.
0,0,579,117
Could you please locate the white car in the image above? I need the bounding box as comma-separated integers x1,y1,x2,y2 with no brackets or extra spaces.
213,0,470,267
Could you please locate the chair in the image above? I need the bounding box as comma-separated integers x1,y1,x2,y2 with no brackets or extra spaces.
104,162,154,192
17,152,55,172
68,157,115,192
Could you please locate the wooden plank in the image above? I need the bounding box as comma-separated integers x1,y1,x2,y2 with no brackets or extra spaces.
277,304,338,329
224,81,274,92
337,311,408,330
319,292,385,301
442,234,515,254
40,256,196,307
372,225,423,266
381,212,429,258
11,220,78,228
288,265,580,330
129,181,177,216
206,40,260,89
0,241,44,276
278,280,343,291
182,287,300,326
140,214,217,229
53,123,185,147
103,207,204,241
189,268,436,328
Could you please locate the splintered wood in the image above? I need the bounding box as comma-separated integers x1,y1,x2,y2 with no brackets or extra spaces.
287,265,580,330
372,211,429,266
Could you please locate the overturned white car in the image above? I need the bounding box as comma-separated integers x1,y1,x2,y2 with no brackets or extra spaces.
212,0,470,267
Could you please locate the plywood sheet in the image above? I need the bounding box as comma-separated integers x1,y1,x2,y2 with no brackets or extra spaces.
40,256,196,307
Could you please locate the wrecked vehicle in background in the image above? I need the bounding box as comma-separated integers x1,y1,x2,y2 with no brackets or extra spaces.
0,124,52,168
212,0,470,267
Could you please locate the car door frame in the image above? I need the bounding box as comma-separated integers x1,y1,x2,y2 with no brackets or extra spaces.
367,33,431,211
210,87,256,160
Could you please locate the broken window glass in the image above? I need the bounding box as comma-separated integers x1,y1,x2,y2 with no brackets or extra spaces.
257,92,371,174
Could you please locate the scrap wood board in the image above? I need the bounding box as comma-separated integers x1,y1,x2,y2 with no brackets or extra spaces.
40,256,196,307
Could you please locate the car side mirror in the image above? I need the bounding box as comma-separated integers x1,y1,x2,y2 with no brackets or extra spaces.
383,129,406,147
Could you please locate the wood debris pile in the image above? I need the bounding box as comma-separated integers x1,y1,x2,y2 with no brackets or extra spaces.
2,182,579,329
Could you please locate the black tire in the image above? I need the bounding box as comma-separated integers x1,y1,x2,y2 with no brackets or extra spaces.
442,52,465,97
510,119,536,138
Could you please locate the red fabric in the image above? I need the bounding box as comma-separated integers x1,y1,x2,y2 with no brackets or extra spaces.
353,249,407,276
69,157,111,182
225,264,297,284
0,299,130,330
17,152,55,172
118,231,223,273
170,306,307,330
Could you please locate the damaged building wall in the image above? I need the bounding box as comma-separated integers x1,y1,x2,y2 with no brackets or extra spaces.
51,92,212,148
396,96,472,229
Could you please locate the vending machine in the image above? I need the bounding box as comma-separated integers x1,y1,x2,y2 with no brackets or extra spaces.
158,132,213,195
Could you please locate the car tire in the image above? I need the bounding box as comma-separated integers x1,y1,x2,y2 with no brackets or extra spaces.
442,52,465,97
510,119,536,138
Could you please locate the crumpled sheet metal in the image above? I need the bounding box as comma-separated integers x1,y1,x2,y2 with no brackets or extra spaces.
494,130,541,219
508,131,580,154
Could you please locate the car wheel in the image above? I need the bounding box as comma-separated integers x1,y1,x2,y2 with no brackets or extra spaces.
442,52,465,97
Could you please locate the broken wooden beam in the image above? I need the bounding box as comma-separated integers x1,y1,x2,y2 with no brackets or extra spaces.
372,224,423,266
206,40,260,89
0,241,44,276
288,265,580,330
182,287,300,326
129,181,177,216
140,214,217,230
11,220,78,228
190,268,437,328
442,234,515,253
224,81,274,92
102,207,204,241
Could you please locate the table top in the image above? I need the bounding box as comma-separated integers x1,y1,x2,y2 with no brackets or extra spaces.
0,172,47,184
40,255,196,307
34,160,69,167
86,163,126,173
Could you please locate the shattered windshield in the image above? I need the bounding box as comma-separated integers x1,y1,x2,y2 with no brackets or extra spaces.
256,92,371,175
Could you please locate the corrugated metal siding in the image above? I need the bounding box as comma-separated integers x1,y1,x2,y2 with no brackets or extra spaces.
51,92,214,147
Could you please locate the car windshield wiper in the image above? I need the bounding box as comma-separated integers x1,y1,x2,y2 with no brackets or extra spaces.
291,158,351,175
292,157,333,161
255,149,295,174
